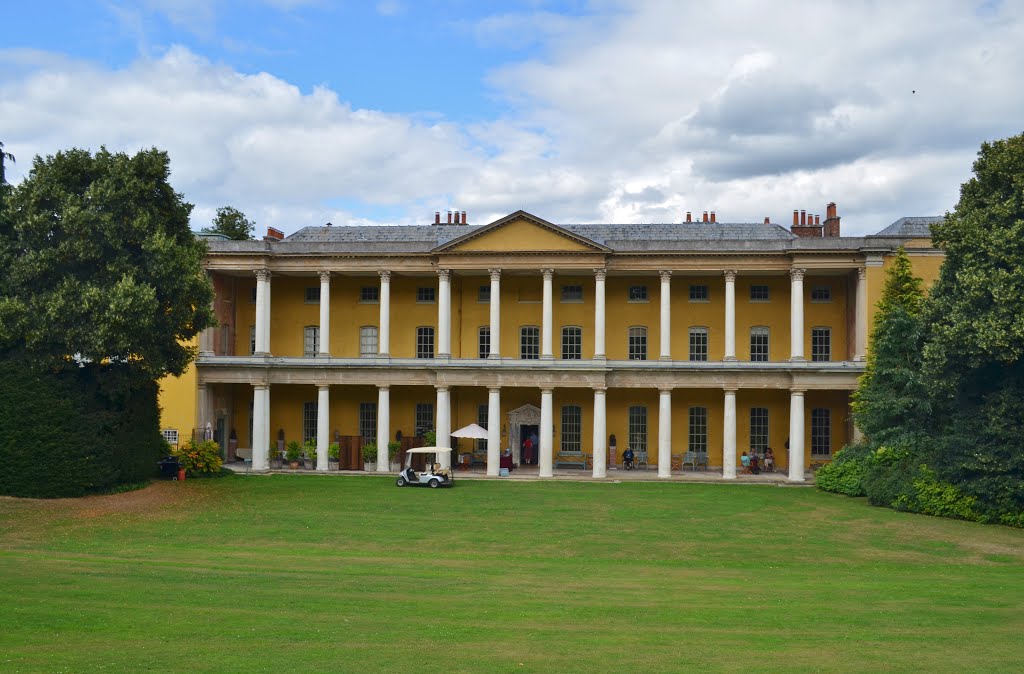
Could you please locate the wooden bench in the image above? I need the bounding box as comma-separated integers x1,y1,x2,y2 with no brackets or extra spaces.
555,452,590,469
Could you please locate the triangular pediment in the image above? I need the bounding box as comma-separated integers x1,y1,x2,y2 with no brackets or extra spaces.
435,211,608,253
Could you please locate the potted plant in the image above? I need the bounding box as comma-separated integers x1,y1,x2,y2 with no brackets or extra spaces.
285,440,302,469
424,429,436,446
361,441,377,472
328,442,340,470
388,440,401,472
302,439,317,469
269,442,283,469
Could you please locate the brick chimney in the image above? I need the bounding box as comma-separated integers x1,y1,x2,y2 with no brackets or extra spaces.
434,211,441,225
764,216,770,224
686,211,692,223
461,211,467,224
702,211,709,222
447,211,453,224
710,211,717,223
793,210,799,226
823,202,841,237
264,226,284,241
790,208,823,238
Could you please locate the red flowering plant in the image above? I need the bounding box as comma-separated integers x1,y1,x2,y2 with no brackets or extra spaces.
173,439,223,476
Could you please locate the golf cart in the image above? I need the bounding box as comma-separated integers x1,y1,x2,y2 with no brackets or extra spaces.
396,447,454,488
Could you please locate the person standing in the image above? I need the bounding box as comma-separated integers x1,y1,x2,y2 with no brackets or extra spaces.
523,435,535,465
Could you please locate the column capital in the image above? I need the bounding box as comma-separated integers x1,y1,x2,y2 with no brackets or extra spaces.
659,270,672,281
658,387,673,395
488,268,502,281
592,386,607,394
857,266,867,280
437,268,450,282
377,385,390,392
435,386,449,393
541,388,554,395
541,268,555,279
723,387,738,395
319,270,332,283
789,388,806,396
723,269,738,282
790,267,806,282
255,268,271,282
488,386,502,394
318,384,330,392
253,383,269,391
378,270,391,282
593,267,607,281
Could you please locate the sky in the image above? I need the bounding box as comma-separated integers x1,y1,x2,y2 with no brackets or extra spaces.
2,0,1023,236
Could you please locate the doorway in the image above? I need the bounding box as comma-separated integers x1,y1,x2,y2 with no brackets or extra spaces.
519,424,539,465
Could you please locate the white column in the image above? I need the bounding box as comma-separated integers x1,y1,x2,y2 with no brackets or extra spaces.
487,388,501,476
659,270,672,361
318,271,331,356
541,268,554,359
723,388,737,479
788,389,806,482
592,387,607,478
854,267,867,361
254,269,271,356
724,270,737,361
593,268,606,359
790,268,805,361
488,269,501,359
378,270,391,357
376,386,390,472
197,383,212,433
199,275,215,356
316,385,329,471
438,269,451,357
252,384,269,470
658,388,672,477
539,389,554,477
436,386,451,468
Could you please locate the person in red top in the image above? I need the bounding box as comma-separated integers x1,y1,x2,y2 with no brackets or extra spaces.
523,436,535,465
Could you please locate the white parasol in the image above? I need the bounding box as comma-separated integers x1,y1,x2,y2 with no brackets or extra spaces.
450,423,489,439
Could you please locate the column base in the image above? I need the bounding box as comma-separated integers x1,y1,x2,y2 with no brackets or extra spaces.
723,356,737,362
658,355,672,362
853,355,865,362
593,355,607,361
541,355,555,361
199,350,215,358
316,352,331,358
377,352,390,358
253,351,271,358
487,353,501,360
789,356,806,362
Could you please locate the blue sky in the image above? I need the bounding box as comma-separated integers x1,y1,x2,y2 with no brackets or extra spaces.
3,1,1023,234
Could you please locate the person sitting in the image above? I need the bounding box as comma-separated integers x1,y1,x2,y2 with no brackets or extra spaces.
750,454,761,475
740,451,751,474
623,447,636,470
763,448,775,473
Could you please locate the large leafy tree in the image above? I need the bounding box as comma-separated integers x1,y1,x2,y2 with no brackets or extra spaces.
203,205,254,240
0,141,14,184
0,147,214,379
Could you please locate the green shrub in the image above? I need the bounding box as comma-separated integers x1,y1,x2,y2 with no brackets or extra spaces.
894,468,979,521
816,444,869,496
361,442,377,462
173,439,223,477
388,441,401,461
328,442,340,461
302,439,317,461
285,441,302,462
188,467,234,479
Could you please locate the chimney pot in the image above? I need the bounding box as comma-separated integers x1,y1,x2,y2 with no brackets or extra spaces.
265,226,284,241
793,210,799,226
435,211,440,225
764,216,770,224
447,211,453,224
800,210,806,226
814,214,820,226
686,211,692,223
461,211,467,224
710,211,717,223
702,211,709,223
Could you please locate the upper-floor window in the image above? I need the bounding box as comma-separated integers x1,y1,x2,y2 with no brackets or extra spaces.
628,285,648,302
360,286,379,303
561,326,582,360
520,326,540,359
628,326,647,360
416,327,435,359
360,326,378,357
689,407,708,454
689,327,708,361
303,326,319,357
561,405,582,453
249,325,256,355
416,287,436,303
304,287,320,304
811,327,831,362
478,326,490,359
561,285,583,302
478,285,491,303
811,285,832,302
811,408,831,456
689,284,709,302
750,284,769,302
750,326,769,362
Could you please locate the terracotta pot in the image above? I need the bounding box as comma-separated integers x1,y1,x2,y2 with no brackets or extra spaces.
290,461,300,469
177,468,186,481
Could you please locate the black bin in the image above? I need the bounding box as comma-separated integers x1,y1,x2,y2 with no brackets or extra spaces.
158,456,180,479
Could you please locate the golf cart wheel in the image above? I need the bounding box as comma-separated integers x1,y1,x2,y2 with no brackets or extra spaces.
429,478,440,488
396,477,407,487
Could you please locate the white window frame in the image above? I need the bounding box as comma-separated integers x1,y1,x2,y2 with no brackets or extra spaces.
360,326,378,358
161,429,179,448
628,405,647,453
628,285,648,302
810,285,832,303
415,403,434,438
811,408,831,457
560,285,583,302
689,326,708,362
249,325,256,356
811,327,831,362
416,327,435,359
478,285,491,303
750,326,769,362
689,407,708,455
359,402,377,443
302,401,317,444
689,284,709,303
520,326,540,360
416,287,436,304
749,284,770,302
303,325,319,357
561,326,582,360
561,405,582,453
478,326,490,359
750,407,769,452
628,326,648,361
304,287,320,304
360,286,380,304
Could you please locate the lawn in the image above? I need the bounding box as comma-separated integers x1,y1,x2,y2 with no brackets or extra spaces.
1,476,1023,673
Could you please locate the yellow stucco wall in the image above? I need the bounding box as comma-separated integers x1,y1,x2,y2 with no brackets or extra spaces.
450,218,594,252
157,341,198,449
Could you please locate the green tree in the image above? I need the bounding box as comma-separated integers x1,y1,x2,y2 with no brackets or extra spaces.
203,205,254,240
0,141,13,184
0,147,214,379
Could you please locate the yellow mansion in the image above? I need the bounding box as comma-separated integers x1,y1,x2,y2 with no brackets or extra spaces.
158,206,943,480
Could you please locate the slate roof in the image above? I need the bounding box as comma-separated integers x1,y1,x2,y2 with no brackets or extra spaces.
873,217,943,238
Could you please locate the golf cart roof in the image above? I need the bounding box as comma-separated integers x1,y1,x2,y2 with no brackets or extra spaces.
404,447,453,455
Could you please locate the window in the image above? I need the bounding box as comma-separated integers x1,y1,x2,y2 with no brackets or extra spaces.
359,326,378,357
811,327,831,362
561,326,582,359
478,326,490,358
360,286,379,303
628,327,647,360
416,327,435,359
750,408,769,452
628,285,648,302
304,287,320,304
689,284,709,302
161,429,179,448
561,285,583,302
561,405,582,453
250,286,257,303
811,408,831,456
750,284,769,302
689,407,708,455
358,402,377,443
249,326,256,355
520,326,540,359
416,287,436,303
628,405,647,453
303,401,317,444
476,404,488,452
303,326,319,357
811,285,832,302
478,285,491,303
750,326,769,362
415,403,434,438
689,327,708,361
